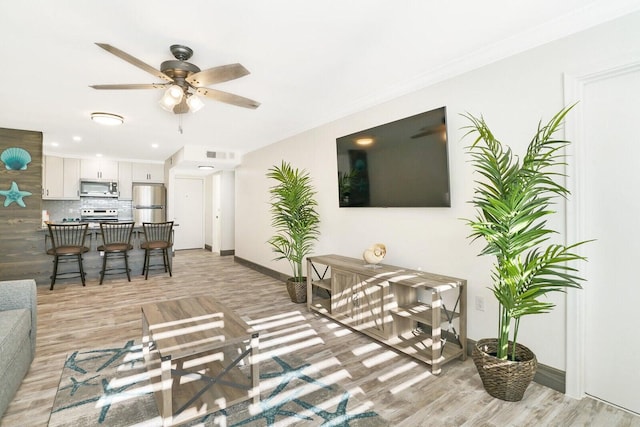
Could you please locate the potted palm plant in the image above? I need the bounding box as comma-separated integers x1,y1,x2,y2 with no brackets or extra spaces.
267,161,320,303
463,105,590,401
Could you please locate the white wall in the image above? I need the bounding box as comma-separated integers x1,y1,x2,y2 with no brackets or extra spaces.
219,170,235,252
235,12,640,370
204,174,214,249
205,170,236,253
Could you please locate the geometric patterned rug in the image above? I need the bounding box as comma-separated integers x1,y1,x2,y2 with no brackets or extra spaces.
47,341,389,426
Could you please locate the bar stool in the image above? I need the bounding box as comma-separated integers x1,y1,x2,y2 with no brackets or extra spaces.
97,222,135,285
141,221,174,280
46,223,90,290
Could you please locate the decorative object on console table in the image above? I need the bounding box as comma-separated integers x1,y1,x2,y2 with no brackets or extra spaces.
463,105,591,401
267,161,320,303
307,254,466,375
362,243,386,266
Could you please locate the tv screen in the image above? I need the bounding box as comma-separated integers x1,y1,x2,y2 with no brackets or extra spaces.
336,106,450,208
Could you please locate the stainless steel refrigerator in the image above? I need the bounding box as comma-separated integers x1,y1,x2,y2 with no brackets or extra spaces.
132,183,166,225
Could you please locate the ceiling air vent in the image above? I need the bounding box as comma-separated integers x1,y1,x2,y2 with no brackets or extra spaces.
206,151,234,160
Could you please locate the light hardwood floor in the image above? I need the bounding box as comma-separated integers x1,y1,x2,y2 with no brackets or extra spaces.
2,250,639,426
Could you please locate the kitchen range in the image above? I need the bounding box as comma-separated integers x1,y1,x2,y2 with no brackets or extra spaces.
80,208,119,227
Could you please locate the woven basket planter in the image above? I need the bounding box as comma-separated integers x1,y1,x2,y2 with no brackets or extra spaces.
472,338,538,402
286,278,307,303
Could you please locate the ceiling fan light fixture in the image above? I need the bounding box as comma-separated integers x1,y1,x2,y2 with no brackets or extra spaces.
159,85,184,110
90,112,124,126
167,84,183,100
186,93,205,113
159,98,175,112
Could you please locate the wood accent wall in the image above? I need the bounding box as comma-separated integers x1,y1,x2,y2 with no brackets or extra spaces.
0,127,49,284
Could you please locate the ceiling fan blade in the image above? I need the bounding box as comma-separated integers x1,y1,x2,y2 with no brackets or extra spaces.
186,63,250,87
95,43,173,83
90,83,166,90
196,87,260,109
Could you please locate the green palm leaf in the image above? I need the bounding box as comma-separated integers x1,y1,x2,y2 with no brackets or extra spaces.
267,161,320,282
463,105,591,360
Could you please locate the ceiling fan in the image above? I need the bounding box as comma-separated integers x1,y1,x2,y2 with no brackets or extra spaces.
90,43,260,114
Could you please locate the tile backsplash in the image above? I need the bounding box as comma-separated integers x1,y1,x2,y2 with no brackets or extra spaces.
43,198,133,222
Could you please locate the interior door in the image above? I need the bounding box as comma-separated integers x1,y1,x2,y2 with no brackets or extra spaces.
581,66,640,414
173,177,204,250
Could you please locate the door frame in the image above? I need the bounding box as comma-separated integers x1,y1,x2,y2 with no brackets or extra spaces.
564,60,640,399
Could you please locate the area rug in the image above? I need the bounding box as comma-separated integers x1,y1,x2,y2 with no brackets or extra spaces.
48,340,388,426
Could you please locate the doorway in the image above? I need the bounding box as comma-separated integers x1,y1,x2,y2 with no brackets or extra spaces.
566,63,640,414
173,177,204,250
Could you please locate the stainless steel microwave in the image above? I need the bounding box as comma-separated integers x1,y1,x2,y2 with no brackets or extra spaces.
79,180,118,198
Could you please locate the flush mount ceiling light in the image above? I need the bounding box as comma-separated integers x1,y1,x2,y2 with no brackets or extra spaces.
90,112,124,126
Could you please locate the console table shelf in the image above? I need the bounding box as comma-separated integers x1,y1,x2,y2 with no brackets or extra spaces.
306,254,466,374
313,278,332,290
391,302,460,326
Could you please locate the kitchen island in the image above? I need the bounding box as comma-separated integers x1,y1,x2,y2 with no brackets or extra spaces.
37,224,173,287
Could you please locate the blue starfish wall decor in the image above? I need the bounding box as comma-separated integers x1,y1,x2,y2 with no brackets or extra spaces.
0,181,32,207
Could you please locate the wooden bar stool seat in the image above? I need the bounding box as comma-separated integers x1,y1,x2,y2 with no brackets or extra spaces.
141,221,174,280
97,222,135,285
46,223,90,290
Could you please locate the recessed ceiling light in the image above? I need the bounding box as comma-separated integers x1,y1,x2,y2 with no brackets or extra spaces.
51,142,59,147
91,112,124,126
96,153,103,157
72,136,82,142
151,143,159,149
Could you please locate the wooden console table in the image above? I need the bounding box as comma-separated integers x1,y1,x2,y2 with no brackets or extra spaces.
306,254,466,374
141,296,259,426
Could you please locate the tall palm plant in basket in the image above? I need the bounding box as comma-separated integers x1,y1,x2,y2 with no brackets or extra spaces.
267,161,320,303
463,105,590,401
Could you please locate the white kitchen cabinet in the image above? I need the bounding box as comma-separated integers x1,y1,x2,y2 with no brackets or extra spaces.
80,158,118,180
132,162,164,183
43,156,80,200
118,161,133,200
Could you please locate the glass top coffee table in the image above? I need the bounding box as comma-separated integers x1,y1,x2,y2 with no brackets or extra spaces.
141,296,260,426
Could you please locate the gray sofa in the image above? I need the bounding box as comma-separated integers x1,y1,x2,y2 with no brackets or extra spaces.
0,279,37,420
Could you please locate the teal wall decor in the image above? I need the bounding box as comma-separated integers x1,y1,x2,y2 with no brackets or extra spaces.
0,181,32,207
0,128,43,283
1,147,32,170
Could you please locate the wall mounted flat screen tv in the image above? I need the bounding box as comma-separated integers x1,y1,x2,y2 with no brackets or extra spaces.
336,106,451,208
